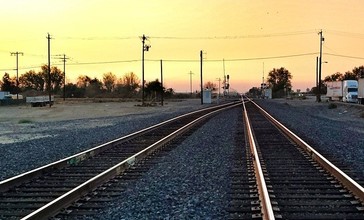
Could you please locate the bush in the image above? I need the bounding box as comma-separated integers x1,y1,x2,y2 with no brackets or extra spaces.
328,103,337,109
18,119,33,124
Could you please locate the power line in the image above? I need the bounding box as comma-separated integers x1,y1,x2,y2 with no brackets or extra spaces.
146,52,318,62
48,30,316,41
0,52,319,71
57,36,137,40
325,29,364,39
151,30,316,40
324,53,364,60
67,59,140,66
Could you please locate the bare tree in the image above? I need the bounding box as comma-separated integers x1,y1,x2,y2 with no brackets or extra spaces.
203,81,217,91
103,72,116,92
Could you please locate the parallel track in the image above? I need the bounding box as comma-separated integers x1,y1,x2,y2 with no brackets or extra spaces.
0,101,241,220
243,99,364,219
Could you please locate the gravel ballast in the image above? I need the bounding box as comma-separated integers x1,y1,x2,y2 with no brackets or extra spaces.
1,98,363,219
255,98,364,180
92,107,241,219
0,101,206,180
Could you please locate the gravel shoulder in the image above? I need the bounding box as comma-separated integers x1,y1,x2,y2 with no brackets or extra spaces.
255,96,364,181
0,99,207,180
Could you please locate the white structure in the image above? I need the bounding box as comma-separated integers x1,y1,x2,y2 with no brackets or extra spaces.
203,89,212,104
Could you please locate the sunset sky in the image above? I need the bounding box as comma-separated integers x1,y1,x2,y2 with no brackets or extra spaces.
1,0,364,92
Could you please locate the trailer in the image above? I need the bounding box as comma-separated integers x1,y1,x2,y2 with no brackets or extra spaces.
358,78,364,104
26,96,54,107
326,80,358,103
326,81,342,101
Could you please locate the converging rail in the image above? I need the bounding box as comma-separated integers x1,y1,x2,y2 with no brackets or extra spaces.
0,101,241,220
242,98,364,219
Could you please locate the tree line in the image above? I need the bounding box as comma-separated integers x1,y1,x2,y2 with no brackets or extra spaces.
248,65,364,98
0,65,176,99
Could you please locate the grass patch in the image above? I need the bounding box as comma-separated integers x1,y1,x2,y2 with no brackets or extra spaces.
18,119,33,124
328,103,337,109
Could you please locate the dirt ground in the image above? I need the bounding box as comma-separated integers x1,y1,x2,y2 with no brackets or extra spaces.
0,99,201,123
0,99,204,144
1,96,362,124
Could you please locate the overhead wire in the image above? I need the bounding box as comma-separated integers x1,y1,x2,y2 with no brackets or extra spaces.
0,52,318,72
324,53,364,60
54,30,316,41
151,30,316,40
325,29,364,39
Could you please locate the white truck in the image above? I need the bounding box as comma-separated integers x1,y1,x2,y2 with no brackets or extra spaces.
26,95,54,107
326,80,358,103
358,78,364,104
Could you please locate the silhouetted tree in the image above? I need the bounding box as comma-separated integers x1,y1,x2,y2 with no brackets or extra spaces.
86,78,103,97
77,75,91,88
247,87,262,98
19,70,45,91
40,65,64,93
64,83,85,98
267,67,292,98
203,81,217,91
352,66,364,79
145,79,164,99
343,71,357,80
102,72,116,92
1,73,16,93
115,72,140,97
324,72,343,82
164,88,174,98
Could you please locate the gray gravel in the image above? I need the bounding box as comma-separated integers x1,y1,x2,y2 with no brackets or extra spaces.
1,97,363,219
0,102,206,181
90,107,240,220
255,98,364,180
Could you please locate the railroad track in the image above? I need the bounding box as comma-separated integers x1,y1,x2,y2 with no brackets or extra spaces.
0,101,241,220
242,98,364,219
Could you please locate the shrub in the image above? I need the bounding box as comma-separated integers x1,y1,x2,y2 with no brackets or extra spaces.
328,103,337,109
18,119,33,124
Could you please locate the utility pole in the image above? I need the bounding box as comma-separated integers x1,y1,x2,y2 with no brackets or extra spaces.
56,54,69,101
216,77,221,104
188,71,194,95
140,34,150,106
316,57,319,102
223,59,226,96
318,30,324,102
10,51,23,100
200,50,203,105
160,59,164,106
47,33,52,107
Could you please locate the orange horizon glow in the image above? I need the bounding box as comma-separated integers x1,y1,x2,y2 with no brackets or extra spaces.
1,0,364,93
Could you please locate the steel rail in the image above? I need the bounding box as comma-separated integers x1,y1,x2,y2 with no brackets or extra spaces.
242,100,276,220
0,101,238,193
251,99,364,203
20,102,242,220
